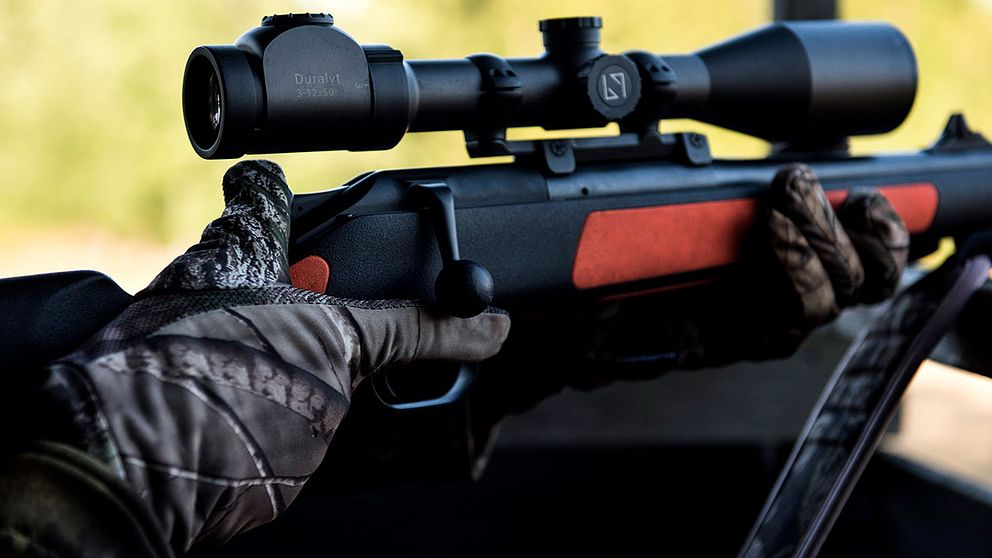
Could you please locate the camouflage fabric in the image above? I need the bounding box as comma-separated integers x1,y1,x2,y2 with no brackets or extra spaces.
766,164,909,321
0,442,174,558
24,161,509,555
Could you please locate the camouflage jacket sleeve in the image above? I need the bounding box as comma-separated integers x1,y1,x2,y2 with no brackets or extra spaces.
32,161,509,554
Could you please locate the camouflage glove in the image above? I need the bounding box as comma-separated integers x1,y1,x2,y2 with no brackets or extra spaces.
475,163,909,419
8,161,509,555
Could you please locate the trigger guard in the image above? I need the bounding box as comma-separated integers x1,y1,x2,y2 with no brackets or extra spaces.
372,363,476,410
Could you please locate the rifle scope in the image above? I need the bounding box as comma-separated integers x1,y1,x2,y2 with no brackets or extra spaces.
183,14,917,159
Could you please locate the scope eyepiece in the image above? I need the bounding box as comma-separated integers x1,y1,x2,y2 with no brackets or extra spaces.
183,15,917,159
183,45,263,159
183,14,411,159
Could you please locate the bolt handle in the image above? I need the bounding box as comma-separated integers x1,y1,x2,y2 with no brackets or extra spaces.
410,182,495,318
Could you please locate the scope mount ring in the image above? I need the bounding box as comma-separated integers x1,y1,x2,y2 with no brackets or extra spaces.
464,54,523,158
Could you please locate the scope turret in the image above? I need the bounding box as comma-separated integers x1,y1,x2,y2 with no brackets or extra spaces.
183,14,917,159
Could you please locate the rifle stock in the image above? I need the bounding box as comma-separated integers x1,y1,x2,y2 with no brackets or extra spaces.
288,119,992,312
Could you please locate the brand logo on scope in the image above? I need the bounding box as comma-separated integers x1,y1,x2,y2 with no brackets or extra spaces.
599,67,629,106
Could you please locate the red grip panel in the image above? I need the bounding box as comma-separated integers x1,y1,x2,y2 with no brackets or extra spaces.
572,199,760,290
572,182,938,290
289,255,331,294
825,183,938,234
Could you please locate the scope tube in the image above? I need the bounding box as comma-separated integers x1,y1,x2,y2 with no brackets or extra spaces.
183,15,916,158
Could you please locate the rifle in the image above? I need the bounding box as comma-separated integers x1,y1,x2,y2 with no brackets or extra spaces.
177,14,990,404
178,17,992,554
4,14,989,399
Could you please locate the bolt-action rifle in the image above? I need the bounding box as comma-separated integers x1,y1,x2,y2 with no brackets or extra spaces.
5,14,992,402
178,16,992,556
179,14,990,407
6,14,991,399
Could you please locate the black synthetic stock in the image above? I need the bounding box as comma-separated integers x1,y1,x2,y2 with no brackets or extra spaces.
289,147,992,309
0,271,134,372
184,17,917,158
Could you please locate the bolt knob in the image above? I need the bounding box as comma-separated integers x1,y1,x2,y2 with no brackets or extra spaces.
435,260,495,318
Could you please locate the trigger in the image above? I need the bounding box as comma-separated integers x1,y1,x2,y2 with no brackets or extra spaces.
372,363,476,410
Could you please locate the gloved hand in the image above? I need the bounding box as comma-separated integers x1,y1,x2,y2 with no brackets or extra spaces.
7,161,509,555
473,164,909,420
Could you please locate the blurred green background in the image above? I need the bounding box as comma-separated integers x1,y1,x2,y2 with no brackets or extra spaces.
1,0,990,291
